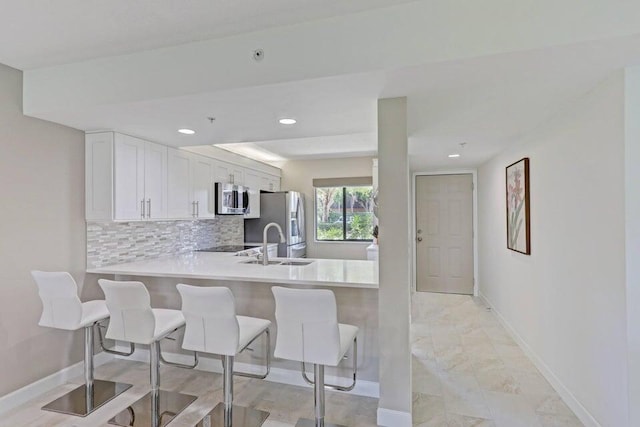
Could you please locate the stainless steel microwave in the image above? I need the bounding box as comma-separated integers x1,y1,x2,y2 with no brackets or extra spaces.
215,183,249,215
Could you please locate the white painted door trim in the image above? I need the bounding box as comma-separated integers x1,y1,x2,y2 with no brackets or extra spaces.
411,169,478,296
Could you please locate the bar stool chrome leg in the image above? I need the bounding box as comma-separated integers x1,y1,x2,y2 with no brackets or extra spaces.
108,341,197,427
196,354,270,427
314,365,325,427
295,364,346,427
42,324,133,417
224,355,234,418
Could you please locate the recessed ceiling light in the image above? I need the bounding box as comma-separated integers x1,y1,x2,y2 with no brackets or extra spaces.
279,118,297,125
448,153,461,158
178,128,195,135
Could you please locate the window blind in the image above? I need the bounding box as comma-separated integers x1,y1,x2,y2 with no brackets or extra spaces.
312,176,373,187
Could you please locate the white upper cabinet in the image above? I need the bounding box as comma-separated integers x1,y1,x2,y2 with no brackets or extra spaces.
113,134,167,221
214,160,231,185
167,147,193,219
243,170,261,219
114,134,145,220
270,176,280,192
85,131,280,221
215,160,244,185
85,133,114,220
231,166,244,186
191,155,216,218
260,174,281,192
143,141,168,219
167,148,216,219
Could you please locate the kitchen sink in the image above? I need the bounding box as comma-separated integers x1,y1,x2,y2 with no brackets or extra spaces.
240,259,314,266
278,260,314,266
240,260,281,265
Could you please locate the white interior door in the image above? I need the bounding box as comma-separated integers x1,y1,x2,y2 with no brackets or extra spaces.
416,174,474,294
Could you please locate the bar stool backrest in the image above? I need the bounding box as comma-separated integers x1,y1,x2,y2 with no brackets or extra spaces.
31,271,82,330
271,286,340,365
98,279,155,345
177,284,240,356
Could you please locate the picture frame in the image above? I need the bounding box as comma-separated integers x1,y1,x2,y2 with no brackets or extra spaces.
505,157,530,254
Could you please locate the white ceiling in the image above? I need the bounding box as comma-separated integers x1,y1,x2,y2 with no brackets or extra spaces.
0,0,414,70
31,34,640,170
7,1,640,171
217,133,378,163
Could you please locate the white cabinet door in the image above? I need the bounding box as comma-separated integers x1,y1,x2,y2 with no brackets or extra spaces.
270,176,281,192
243,170,261,218
167,148,193,218
260,175,271,192
144,142,167,220
214,160,244,185
215,161,233,184
260,174,280,192
114,134,145,220
231,167,244,186
191,154,215,218
85,133,114,220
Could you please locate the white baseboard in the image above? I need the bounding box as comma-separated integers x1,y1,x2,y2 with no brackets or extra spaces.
116,348,380,398
479,292,601,427
377,407,412,427
0,352,114,416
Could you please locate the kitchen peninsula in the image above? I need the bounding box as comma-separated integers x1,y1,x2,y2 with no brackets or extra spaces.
87,252,380,394
87,252,378,289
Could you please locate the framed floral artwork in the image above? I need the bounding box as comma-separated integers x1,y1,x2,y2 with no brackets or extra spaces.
506,157,530,254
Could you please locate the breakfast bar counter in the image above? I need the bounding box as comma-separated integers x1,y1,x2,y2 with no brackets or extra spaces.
87,252,378,289
87,252,380,389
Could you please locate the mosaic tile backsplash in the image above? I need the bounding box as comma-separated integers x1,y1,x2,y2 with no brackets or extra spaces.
87,216,244,268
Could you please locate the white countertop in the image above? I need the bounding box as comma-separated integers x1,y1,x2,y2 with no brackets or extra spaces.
87,252,378,289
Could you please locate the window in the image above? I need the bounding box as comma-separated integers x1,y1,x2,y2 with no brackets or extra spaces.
315,185,375,241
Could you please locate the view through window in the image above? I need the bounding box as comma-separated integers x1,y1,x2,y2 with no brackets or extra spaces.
315,186,374,241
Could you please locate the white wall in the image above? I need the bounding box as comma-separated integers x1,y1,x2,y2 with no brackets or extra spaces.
280,156,374,260
624,66,640,427
0,63,87,397
478,72,629,426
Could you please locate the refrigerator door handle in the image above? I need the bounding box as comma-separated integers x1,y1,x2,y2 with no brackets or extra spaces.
295,197,302,237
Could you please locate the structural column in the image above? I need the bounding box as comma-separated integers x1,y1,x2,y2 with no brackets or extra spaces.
376,97,412,426
625,67,640,427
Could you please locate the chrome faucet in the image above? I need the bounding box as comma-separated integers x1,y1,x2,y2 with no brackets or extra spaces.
262,222,286,266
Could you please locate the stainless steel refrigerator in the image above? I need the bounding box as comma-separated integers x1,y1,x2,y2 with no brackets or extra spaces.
244,191,306,258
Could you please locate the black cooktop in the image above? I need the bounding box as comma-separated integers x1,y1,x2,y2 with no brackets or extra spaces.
197,245,259,253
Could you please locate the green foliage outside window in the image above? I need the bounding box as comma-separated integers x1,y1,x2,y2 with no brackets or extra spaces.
316,186,374,241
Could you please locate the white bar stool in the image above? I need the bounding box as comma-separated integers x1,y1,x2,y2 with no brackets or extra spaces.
31,271,133,417
177,284,271,427
99,279,198,427
271,286,358,427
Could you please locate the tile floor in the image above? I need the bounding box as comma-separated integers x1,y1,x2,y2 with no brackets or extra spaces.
2,292,583,427
411,292,583,427
0,359,378,427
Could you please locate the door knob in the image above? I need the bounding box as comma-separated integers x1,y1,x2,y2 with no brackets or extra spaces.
417,236,423,242
417,229,423,234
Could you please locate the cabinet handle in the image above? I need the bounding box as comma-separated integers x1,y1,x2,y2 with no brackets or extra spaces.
191,201,196,218
229,173,234,184
196,200,200,217
141,200,145,219
147,199,151,219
